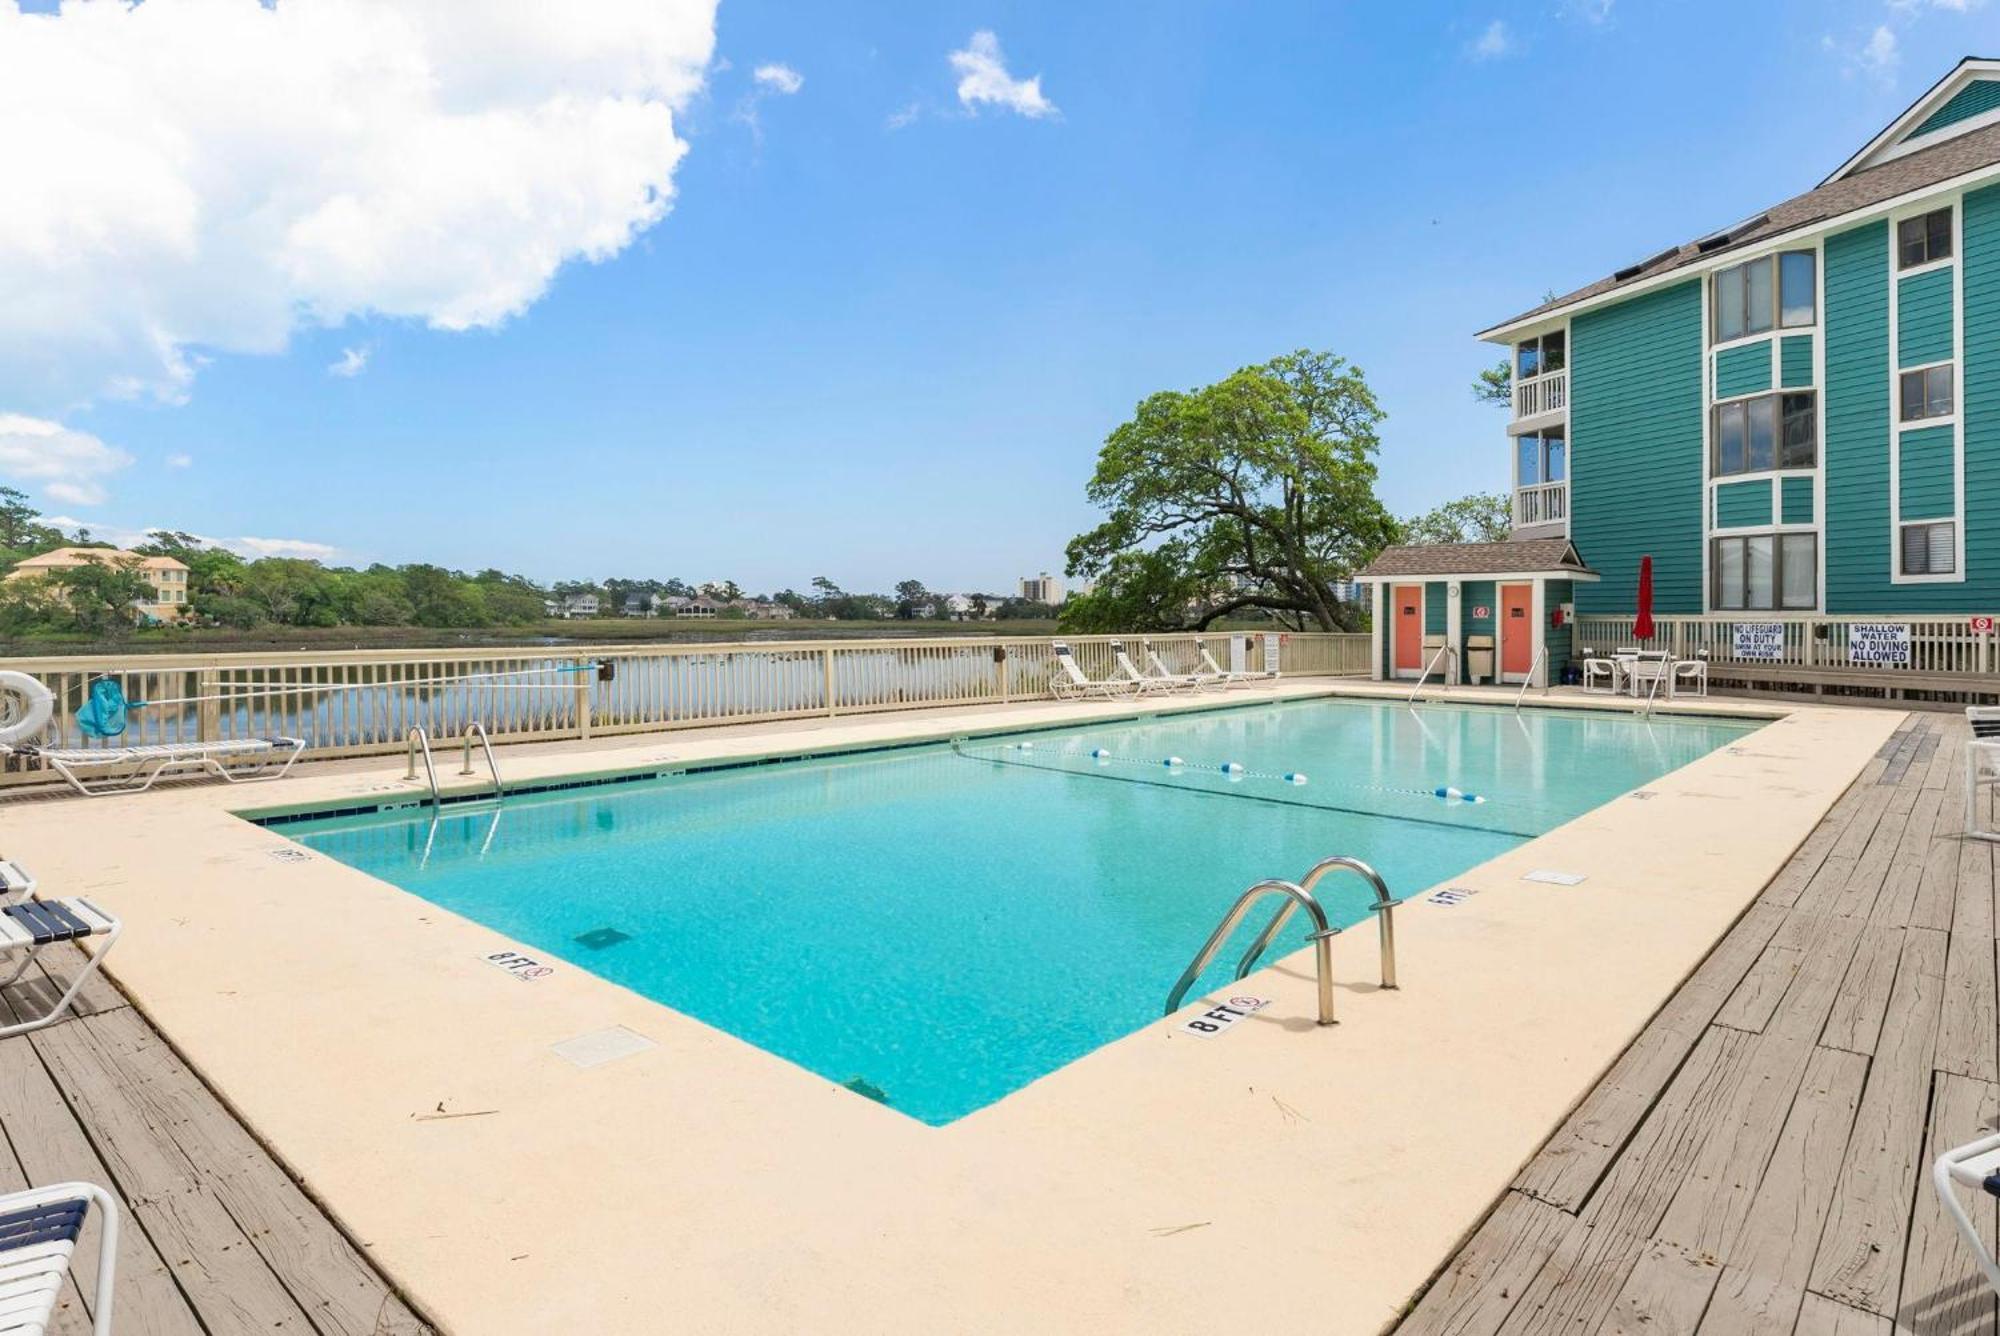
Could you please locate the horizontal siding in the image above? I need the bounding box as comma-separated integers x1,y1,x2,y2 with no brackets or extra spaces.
1715,479,1773,528
1714,339,1773,399
1824,221,1893,610
1898,425,1956,520
1461,580,1496,639
1781,334,1814,389
1571,279,1705,615
1906,79,2000,142
1965,182,2000,600
1546,579,1573,669
1898,267,1955,367
1781,475,1815,525
1424,582,1447,636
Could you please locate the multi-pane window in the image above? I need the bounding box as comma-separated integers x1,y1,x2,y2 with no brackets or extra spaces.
1898,207,1953,269
1713,251,1816,341
1713,392,1816,475
1712,533,1817,611
1515,429,1566,486
1515,331,1565,381
1899,365,1954,421
1901,521,1956,576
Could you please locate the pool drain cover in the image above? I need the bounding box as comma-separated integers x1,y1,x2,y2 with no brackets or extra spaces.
843,1076,889,1104
574,927,632,950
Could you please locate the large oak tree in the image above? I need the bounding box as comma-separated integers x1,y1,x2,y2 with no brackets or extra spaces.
1061,349,1396,632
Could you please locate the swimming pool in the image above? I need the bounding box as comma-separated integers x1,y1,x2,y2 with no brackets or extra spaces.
275,698,1757,1123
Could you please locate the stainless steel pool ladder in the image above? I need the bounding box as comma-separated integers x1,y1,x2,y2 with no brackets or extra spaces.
459,721,503,797
1164,856,1400,1027
1407,644,1457,706
1513,646,1549,710
403,727,440,809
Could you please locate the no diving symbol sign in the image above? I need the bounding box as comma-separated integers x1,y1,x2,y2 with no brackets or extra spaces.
1178,995,1270,1037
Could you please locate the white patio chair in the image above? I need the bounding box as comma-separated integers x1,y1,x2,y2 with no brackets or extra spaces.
1965,707,2000,843
1670,652,1709,698
1625,650,1672,701
1936,1133,2000,1298
1579,647,1619,694
5,736,305,797
0,897,121,1037
0,1181,118,1334
1048,643,1139,700
1143,644,1212,692
1197,647,1253,689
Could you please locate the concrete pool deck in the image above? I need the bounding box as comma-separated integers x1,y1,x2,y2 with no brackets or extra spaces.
1,682,1902,1333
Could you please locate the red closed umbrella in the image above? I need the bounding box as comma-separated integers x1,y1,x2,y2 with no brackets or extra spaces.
1633,555,1656,642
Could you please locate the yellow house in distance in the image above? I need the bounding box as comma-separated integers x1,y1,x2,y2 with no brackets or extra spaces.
7,547,192,624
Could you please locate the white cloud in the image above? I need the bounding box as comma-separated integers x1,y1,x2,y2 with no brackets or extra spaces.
0,0,717,413
329,345,371,378
1827,24,1900,81
164,452,192,469
43,516,336,561
1468,20,1516,61
949,31,1057,119
1560,0,1615,22
0,414,133,507
753,63,803,95
886,101,921,131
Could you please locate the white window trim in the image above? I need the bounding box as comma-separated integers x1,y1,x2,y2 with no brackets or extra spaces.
1707,530,1822,614
1887,193,1967,586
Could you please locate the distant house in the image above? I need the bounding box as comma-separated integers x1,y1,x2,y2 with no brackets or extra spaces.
741,600,795,620
622,593,660,618
558,592,601,619
7,547,191,624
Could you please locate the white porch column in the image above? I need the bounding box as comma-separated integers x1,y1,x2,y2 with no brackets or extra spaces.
1530,580,1548,688
1369,583,1385,681
1446,580,1463,684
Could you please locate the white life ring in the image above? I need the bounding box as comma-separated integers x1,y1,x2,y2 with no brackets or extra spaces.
0,672,54,746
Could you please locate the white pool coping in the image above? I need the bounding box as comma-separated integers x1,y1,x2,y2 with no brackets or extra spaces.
3,681,1900,1333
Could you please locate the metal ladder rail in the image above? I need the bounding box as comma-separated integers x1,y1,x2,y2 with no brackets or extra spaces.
1407,644,1457,706
459,721,503,796
1513,646,1550,711
1165,879,1342,1025
403,727,440,809
1233,855,1401,992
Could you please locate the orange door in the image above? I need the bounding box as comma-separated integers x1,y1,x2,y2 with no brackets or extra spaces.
1393,585,1423,671
1501,583,1534,676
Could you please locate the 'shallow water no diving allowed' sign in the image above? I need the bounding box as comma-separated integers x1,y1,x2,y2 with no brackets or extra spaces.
1847,622,1911,666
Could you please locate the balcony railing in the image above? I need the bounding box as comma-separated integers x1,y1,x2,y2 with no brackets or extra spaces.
1513,480,1568,529
1513,366,1568,420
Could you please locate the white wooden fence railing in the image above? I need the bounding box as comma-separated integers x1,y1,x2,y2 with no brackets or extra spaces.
0,631,1371,787
1513,481,1568,528
1572,615,1997,676
1512,367,1568,419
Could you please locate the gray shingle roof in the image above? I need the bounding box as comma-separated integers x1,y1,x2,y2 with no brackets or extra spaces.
1355,538,1596,580
1485,120,2000,336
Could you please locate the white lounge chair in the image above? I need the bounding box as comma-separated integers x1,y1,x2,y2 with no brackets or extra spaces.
1144,644,1214,692
6,736,305,797
0,895,121,1037
0,1181,118,1335
1048,643,1138,700
1197,647,1253,689
1108,641,1180,694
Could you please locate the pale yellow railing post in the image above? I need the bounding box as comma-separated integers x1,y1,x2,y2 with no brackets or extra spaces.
823,647,837,717
997,645,1011,702
575,675,592,741
196,667,221,743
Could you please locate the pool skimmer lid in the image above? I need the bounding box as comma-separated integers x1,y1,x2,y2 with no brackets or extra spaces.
574,926,632,950
1523,869,1587,886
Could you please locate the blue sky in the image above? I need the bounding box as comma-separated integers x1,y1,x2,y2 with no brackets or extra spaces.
5,0,1994,592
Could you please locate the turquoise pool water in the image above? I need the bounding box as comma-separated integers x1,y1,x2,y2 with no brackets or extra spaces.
276,698,1755,1124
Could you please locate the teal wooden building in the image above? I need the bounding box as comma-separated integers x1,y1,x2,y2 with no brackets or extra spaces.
1366,59,2000,685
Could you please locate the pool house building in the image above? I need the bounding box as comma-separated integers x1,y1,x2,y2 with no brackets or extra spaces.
1363,58,2000,692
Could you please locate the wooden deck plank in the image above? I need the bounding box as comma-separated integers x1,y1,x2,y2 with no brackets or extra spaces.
1807,925,1950,1317
1870,788,1943,928
1895,1072,1998,1336
1600,1242,1718,1336
1398,1194,1582,1336
1696,1047,1869,1336
1514,905,1785,1210
51,1008,436,1336
1795,1292,1895,1335
1819,925,1906,1056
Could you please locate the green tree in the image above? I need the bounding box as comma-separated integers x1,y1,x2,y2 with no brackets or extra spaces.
49,555,154,636
0,487,60,559
1401,493,1512,545
1063,349,1397,632
892,579,932,620
1472,360,1512,408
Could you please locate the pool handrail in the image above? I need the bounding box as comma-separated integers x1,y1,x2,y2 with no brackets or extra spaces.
1513,646,1550,710
403,727,440,808
1234,855,1401,992
1165,878,1341,1025
459,720,504,797
1407,643,1457,705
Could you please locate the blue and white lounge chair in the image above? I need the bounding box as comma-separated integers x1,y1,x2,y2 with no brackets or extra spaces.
0,890,121,1037
0,1181,118,1334
1049,643,1139,700
5,737,305,797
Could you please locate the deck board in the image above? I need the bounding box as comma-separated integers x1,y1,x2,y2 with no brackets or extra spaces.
1397,711,2000,1336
